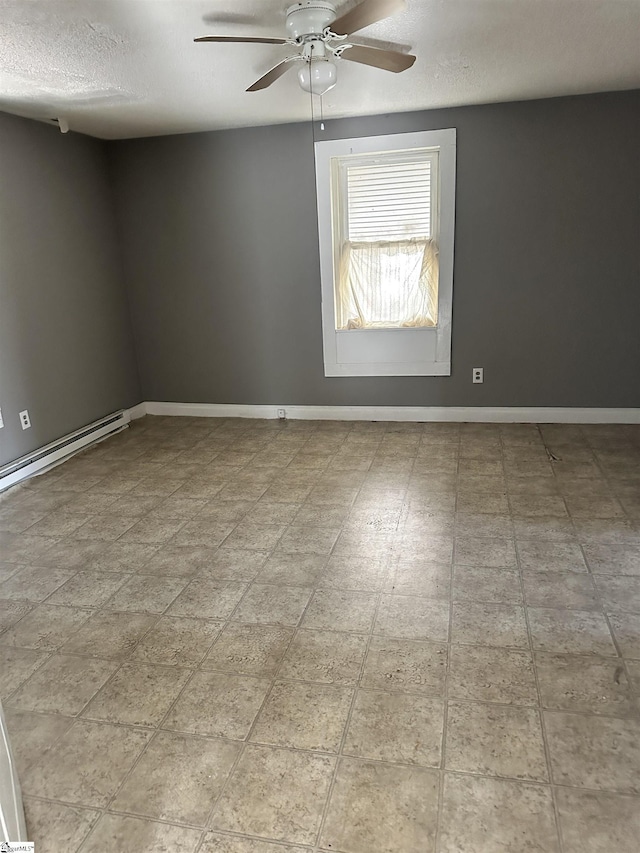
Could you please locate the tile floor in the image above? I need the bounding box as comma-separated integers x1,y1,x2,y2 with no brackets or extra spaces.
1,416,639,852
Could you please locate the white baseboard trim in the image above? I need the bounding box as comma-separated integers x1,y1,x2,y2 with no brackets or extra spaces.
143,402,640,424
127,402,148,420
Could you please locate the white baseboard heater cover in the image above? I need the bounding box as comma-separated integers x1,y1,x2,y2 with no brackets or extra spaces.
0,410,130,493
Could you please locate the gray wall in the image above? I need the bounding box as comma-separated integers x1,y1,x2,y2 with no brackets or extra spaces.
0,112,141,466
113,90,639,409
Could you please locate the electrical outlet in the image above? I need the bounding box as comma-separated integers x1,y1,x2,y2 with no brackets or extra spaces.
19,410,31,430
0,407,3,429
472,367,484,384
277,408,287,420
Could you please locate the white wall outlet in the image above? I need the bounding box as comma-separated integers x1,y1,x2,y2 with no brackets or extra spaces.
19,410,31,430
277,408,287,420
472,367,484,384
0,407,3,429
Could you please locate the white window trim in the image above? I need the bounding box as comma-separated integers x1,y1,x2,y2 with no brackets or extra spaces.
315,128,456,377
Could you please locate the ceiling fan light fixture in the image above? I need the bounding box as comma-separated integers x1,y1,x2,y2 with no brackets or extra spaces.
297,58,337,95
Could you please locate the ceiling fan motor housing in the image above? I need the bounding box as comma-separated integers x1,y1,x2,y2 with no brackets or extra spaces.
286,1,337,41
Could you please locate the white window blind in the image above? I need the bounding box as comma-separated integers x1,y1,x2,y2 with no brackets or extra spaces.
346,156,432,241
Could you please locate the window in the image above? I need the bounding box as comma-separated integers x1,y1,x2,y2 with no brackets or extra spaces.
315,129,456,376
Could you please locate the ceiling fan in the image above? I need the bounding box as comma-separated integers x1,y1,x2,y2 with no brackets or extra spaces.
195,0,416,96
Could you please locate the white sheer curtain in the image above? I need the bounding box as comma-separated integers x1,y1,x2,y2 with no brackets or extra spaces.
336,237,439,330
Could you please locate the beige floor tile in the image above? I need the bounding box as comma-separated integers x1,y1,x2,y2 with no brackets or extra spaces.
73,514,139,540
203,623,294,676
583,543,640,575
0,599,33,633
8,653,117,715
320,554,388,591
256,552,328,586
251,680,352,751
46,570,130,607
333,529,397,559
608,611,640,658
448,645,538,705
21,719,151,806
277,525,341,555
302,588,377,633
361,636,447,693
395,531,454,563
320,758,439,853
522,571,599,609
90,541,159,572
343,689,444,766
536,652,637,716
232,583,311,626
452,602,529,649
245,501,302,525
112,730,240,825
452,565,522,603
27,510,91,538
80,814,201,853
0,562,20,583
517,540,588,573
168,577,247,619
3,418,640,853
200,835,308,853
211,744,335,845
439,774,560,853
138,544,218,577
170,519,237,548
0,646,48,699
595,575,640,612
131,616,221,667
279,629,367,685
455,536,518,568
150,496,210,519
82,662,192,726
509,494,567,517
105,574,187,613
105,494,164,517
23,798,100,853
386,559,451,599
0,566,76,602
164,670,270,738
454,513,512,538
528,607,616,656
0,533,56,564
556,788,640,853
446,701,548,782
565,495,625,518
4,709,72,776
2,603,93,651
513,516,576,541
545,710,640,792
197,548,267,582
375,595,450,642
293,504,350,528
456,491,510,515
222,522,286,551
62,611,156,659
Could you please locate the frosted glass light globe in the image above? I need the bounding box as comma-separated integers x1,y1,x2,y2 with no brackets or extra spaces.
298,59,337,95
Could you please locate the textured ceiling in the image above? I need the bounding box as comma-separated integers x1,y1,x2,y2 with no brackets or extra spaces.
0,0,639,139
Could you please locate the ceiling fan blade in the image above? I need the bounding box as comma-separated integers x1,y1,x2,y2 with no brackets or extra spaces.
330,0,407,36
194,35,288,45
246,57,301,92
340,44,416,72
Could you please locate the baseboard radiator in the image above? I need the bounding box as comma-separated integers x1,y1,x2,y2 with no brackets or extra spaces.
0,410,130,493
